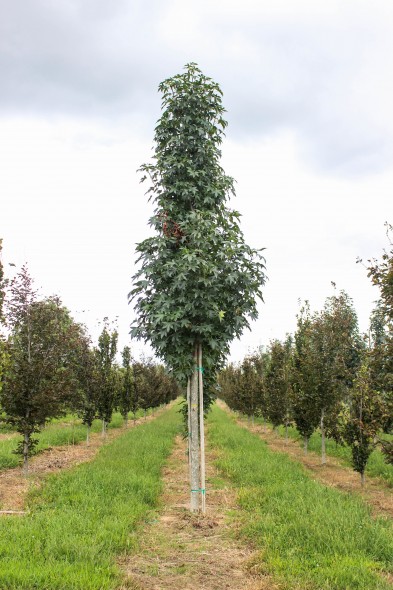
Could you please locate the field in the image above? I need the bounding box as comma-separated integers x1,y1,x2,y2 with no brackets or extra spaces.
0,402,392,590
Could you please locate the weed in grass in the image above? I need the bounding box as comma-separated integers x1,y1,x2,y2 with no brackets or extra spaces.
209,405,393,590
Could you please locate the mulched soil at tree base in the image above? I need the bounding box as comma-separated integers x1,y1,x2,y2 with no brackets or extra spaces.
120,433,277,590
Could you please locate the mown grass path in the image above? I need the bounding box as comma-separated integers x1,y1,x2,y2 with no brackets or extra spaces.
122,431,271,590
218,401,393,519
0,405,181,590
210,404,393,590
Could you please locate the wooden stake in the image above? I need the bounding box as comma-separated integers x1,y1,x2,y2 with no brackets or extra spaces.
190,343,200,512
198,342,206,514
187,377,192,485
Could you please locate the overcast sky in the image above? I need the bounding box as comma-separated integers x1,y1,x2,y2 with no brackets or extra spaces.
1,0,392,362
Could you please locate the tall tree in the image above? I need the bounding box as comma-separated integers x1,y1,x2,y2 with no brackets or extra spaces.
130,63,266,512
365,223,393,463
131,359,141,422
73,340,99,445
1,266,84,471
0,239,7,395
235,354,262,423
265,337,293,437
291,303,321,454
343,356,385,485
314,290,362,464
95,319,118,436
120,346,133,427
292,293,361,462
217,362,242,412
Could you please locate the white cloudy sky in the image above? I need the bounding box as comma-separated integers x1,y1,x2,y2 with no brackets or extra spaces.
1,0,392,362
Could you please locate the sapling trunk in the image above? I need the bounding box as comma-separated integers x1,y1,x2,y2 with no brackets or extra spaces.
190,343,200,513
263,417,267,433
304,436,308,455
86,424,90,446
102,420,106,437
285,424,288,443
361,471,366,487
23,431,29,475
198,343,206,514
251,414,254,426
321,408,326,465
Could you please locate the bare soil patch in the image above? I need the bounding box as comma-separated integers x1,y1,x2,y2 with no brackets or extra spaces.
0,414,157,514
218,401,393,519
121,434,276,590
0,432,17,441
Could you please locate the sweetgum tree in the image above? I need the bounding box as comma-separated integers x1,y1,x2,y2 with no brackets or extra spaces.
130,63,266,512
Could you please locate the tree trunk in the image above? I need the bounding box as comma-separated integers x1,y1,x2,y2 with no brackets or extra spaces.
304,435,308,455
361,471,365,487
251,414,254,427
263,417,267,433
321,408,326,465
144,409,147,421
198,343,206,514
86,425,90,446
23,431,29,475
285,424,288,443
190,343,200,513
134,411,136,425
125,414,128,428
102,419,106,437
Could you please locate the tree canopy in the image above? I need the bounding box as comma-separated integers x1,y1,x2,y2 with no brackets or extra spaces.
130,63,266,384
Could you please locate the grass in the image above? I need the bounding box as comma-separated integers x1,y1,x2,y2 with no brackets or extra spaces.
0,404,181,589
0,409,153,471
208,405,393,590
249,414,393,487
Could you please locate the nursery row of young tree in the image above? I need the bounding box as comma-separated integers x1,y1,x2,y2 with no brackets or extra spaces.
219,227,393,484
0,251,179,471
